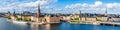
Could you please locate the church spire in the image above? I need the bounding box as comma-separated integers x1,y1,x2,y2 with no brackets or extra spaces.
37,1,40,17
13,9,15,16
105,8,107,16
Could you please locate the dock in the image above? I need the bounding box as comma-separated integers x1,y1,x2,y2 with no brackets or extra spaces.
68,20,120,26
94,21,120,26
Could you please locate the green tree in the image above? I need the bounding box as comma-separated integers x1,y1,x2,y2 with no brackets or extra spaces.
7,16,11,19
74,17,80,20
17,18,22,21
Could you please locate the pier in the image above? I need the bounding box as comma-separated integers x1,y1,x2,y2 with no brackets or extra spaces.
94,21,120,26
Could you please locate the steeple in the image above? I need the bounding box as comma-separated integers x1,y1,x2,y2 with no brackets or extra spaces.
78,10,81,15
105,8,107,16
37,1,40,17
13,9,15,16
7,11,10,14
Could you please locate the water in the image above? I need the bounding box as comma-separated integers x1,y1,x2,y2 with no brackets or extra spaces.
0,18,120,30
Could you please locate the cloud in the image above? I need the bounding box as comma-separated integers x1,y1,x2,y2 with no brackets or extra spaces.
18,0,57,7
65,1,120,10
0,0,58,13
65,3,81,9
94,1,102,6
106,3,120,8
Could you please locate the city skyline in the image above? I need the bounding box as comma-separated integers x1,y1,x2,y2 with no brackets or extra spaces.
1,0,120,14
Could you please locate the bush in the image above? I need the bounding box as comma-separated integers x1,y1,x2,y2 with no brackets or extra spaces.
22,19,31,22
27,19,31,22
7,16,11,19
74,17,80,20
17,18,22,21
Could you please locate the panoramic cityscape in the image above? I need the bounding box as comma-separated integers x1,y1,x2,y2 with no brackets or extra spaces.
1,0,120,30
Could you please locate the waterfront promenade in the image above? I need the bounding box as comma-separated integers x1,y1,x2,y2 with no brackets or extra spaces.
68,20,120,26
94,21,120,26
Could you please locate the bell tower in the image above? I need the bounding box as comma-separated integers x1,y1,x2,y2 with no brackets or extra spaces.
37,2,40,17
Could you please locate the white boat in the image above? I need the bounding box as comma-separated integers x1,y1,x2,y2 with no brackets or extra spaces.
12,20,28,24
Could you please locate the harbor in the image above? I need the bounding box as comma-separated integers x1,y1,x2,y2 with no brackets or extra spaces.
1,0,120,30
1,18,120,30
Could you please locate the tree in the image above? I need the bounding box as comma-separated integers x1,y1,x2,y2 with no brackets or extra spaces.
74,17,80,20
16,16,22,21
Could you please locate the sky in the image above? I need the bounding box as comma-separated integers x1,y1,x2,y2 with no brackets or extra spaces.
1,0,120,14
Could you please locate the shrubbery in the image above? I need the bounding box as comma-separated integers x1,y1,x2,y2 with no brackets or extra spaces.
74,17,80,20
7,16,11,19
22,19,31,22
17,18,22,21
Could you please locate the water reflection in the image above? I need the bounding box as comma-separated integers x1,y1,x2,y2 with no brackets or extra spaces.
30,23,60,30
45,24,50,30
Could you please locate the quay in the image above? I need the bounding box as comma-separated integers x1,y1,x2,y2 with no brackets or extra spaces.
99,22,120,26
94,21,120,26
68,20,120,27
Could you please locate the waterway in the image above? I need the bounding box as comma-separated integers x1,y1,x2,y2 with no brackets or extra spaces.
0,18,120,30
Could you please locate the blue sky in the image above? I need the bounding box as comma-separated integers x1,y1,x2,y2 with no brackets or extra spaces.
1,0,120,14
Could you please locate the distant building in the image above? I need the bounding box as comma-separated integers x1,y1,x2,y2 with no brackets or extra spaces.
31,3,61,23
10,10,17,20
21,15,31,21
23,11,32,15
61,16,71,21
45,15,60,23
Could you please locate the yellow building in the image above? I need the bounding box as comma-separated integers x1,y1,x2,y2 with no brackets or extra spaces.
36,17,45,22
21,15,31,21
10,15,17,20
45,16,60,23
80,17,107,21
96,17,107,21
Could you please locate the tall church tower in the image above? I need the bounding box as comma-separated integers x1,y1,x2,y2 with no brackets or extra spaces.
37,2,40,17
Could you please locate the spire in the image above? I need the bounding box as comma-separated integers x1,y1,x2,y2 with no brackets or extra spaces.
105,8,107,16
79,10,81,14
7,11,10,14
37,1,40,17
79,10,81,20
105,8,107,14
13,9,15,16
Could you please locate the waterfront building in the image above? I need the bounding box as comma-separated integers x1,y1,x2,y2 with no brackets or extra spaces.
45,16,60,23
32,2,60,23
61,16,71,21
34,3,46,22
96,17,107,21
70,13,78,19
5,11,11,17
21,15,31,21
10,10,17,20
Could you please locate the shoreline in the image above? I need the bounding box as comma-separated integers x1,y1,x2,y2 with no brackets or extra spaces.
6,19,60,25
